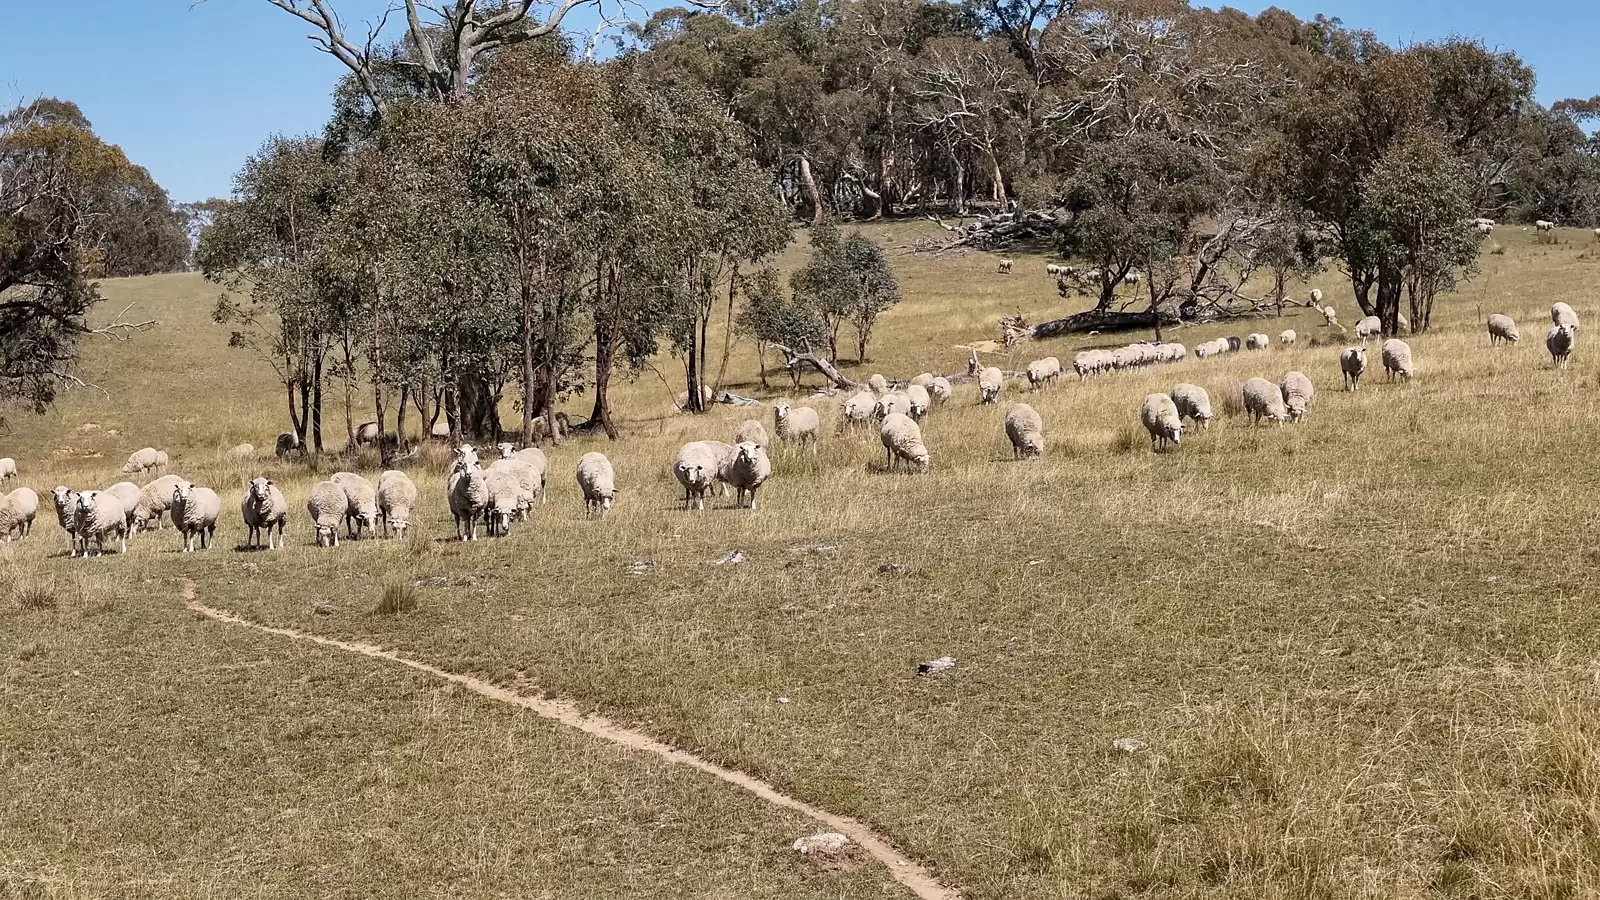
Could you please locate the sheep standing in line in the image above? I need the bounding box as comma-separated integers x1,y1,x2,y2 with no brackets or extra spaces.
1139,394,1183,451
1170,383,1213,431
576,452,616,518
330,472,379,539
376,471,417,538
734,419,770,447
773,402,821,449
997,259,1014,274
1355,316,1382,342
1340,347,1367,391
0,488,38,541
448,462,490,538
274,432,302,458
978,366,1004,404
1026,357,1062,390
1547,323,1577,369
673,441,732,511
721,442,772,509
136,474,190,531
171,483,221,552
1279,330,1297,346
1245,333,1270,351
103,482,141,533
1552,302,1580,329
0,458,15,481
1046,263,1065,276
930,377,953,405
1486,314,1519,345
74,491,128,556
879,413,929,473
50,487,79,555
1241,377,1290,426
483,468,523,537
306,481,348,548
1381,339,1415,382
905,384,932,420
842,390,877,429
867,374,889,395
123,447,166,475
242,477,289,550
1279,372,1316,423
1003,403,1044,459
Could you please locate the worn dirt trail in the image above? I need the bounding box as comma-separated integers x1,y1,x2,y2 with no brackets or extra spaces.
180,581,959,900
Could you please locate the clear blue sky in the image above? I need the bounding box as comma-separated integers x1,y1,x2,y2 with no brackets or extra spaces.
1,1,1595,203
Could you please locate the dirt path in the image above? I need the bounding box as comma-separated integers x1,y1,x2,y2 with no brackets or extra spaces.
180,582,959,900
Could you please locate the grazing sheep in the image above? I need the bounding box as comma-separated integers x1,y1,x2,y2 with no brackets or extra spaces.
879,413,929,473
1355,316,1382,341
136,474,190,531
930,377,953,404
576,452,616,518
350,421,381,447
483,468,522,537
486,457,540,519
721,442,772,509
1245,333,1270,351
1552,302,1580,329
904,384,931,420
103,481,141,532
773,403,820,449
1381,339,1415,382
1309,288,1323,306
673,441,728,511
1026,357,1062,390
50,487,79,555
1322,305,1337,326
1476,221,1494,235
155,450,169,469
1241,377,1290,426
1126,271,1142,285
1547,323,1577,369
0,488,38,541
329,472,378,539
734,419,770,447
868,373,889,395
1139,394,1183,451
170,483,221,552
978,366,1004,404
495,444,549,506
997,259,1013,274
376,470,417,538
1340,347,1367,391
123,447,166,475
1487,313,1520,345
448,463,490,539
274,432,301,458
1170,383,1213,431
73,490,128,556
1225,336,1242,352
1279,372,1316,423
1536,220,1556,242
1003,403,1044,459
874,390,912,420
0,458,15,481
306,480,347,547
242,477,289,549
910,373,935,388
1279,330,1297,345
842,390,877,428
228,443,256,460
1046,263,1064,276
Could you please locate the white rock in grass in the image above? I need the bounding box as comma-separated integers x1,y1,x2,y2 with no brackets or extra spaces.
793,832,854,857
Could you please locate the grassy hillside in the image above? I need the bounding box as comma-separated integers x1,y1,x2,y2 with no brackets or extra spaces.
5,221,1600,898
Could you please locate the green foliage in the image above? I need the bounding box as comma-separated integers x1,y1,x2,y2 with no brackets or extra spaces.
789,222,900,362
738,267,825,350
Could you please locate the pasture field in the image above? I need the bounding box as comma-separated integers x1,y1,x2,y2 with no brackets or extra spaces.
5,221,1600,899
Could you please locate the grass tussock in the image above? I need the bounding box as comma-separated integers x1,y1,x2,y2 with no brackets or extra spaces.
376,579,418,615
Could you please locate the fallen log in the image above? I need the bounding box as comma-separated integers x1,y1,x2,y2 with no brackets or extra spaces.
1001,309,1167,342
769,343,868,392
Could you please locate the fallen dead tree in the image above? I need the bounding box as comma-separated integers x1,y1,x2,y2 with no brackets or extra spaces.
769,342,869,392
1000,309,1168,342
920,208,1064,251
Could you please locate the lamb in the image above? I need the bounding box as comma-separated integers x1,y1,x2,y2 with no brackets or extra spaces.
1241,377,1290,426
0,488,38,541
721,441,772,509
978,366,1004,404
483,468,522,537
448,463,490,538
1381,338,1415,382
306,480,348,547
1245,333,1269,351
929,377,953,404
773,402,821,448
330,471,378,539
1547,323,1577,369
242,477,289,549
103,481,141,532
123,447,166,475
879,413,929,473
1279,371,1316,423
136,474,190,531
0,458,15,480
1139,394,1183,451
1322,305,1337,326
228,443,256,460
673,441,729,510
73,490,128,556
576,452,616,518
1026,357,1062,390
874,391,912,420
50,487,79,555
910,373,935,388
170,482,221,552
842,390,877,428
1003,403,1044,459
997,259,1013,274
868,373,889,395
1487,313,1520,345
1340,347,1367,391
350,421,380,446
1279,330,1297,345
734,419,770,447
376,470,417,538
904,383,931,420
1169,383,1212,430
1552,302,1580,329
1355,316,1382,341
274,432,302,458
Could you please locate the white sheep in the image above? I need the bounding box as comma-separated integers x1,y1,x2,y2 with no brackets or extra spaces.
879,412,929,473
1045,263,1064,276
351,421,380,446
978,367,1004,405
1279,371,1315,423
910,373,935,388
0,488,38,541
867,373,889,395
376,470,417,538
1241,377,1289,426
453,444,480,471
242,477,289,549
275,432,302,457
306,480,347,547
1487,313,1519,345
1139,394,1182,451
1309,288,1323,306
171,482,221,552
930,377,953,404
330,472,378,539
136,474,190,531
1279,330,1296,345
734,419,770,447
1169,383,1212,430
1340,347,1367,391
1322,305,1337,326
228,443,256,460
1547,323,1576,369
0,458,15,481
123,447,166,475
483,468,522,537
1355,316,1382,341
904,384,931,420
997,259,1013,274
721,441,772,509
1245,333,1270,351
576,452,616,518
773,402,820,449
50,486,79,555
448,463,490,538
497,443,549,505
1381,338,1415,382
429,421,451,440
842,390,877,428
874,390,912,420
1003,403,1044,459
1552,302,1580,329
155,450,169,469
486,457,540,520
103,481,141,532
73,490,128,556
673,441,733,510
1025,357,1062,390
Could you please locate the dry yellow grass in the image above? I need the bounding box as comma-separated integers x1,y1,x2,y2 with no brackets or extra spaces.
5,221,1600,898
